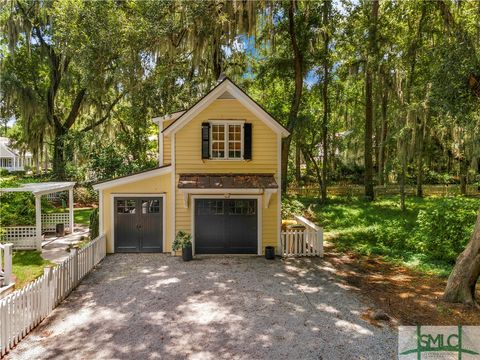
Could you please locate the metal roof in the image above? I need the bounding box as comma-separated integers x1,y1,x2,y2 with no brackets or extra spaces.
178,173,278,189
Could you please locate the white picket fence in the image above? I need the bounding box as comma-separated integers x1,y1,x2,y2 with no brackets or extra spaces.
0,234,106,357
281,215,323,257
0,244,13,287
41,212,70,233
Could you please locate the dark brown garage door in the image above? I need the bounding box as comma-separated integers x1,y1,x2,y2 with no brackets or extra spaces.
114,197,163,252
194,199,257,254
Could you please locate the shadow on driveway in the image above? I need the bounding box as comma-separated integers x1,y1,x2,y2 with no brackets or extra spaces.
7,254,397,360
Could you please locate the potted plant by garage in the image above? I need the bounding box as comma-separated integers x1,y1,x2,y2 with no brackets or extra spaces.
172,230,193,261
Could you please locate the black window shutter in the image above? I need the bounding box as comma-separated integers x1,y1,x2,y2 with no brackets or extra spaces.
201,122,210,159
244,123,252,160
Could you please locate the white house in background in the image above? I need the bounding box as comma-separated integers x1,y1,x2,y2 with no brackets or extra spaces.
0,137,33,172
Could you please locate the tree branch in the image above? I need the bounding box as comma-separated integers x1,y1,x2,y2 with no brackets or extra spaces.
81,92,126,132
64,88,87,130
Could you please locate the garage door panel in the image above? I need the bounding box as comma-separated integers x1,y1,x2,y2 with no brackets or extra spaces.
115,199,139,252
195,199,257,254
195,200,226,254
139,199,163,252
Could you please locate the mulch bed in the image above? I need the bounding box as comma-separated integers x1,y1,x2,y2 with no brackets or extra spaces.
324,243,480,326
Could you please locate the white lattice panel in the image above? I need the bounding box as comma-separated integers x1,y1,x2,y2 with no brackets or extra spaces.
41,213,70,232
1,227,37,250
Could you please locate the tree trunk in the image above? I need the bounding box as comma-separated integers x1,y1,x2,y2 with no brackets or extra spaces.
364,0,378,201
416,116,425,197
321,0,331,203
444,212,480,306
304,149,323,197
378,72,388,186
53,126,67,180
364,67,375,200
400,160,407,211
460,158,468,195
281,137,292,193
295,143,301,186
282,0,304,194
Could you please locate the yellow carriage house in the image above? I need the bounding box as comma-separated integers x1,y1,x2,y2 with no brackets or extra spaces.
93,77,290,255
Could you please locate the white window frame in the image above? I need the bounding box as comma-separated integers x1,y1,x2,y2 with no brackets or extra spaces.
209,120,245,160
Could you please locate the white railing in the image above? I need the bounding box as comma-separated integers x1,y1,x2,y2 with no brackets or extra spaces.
41,213,70,233
281,215,323,257
0,244,13,287
1,227,37,250
0,234,106,357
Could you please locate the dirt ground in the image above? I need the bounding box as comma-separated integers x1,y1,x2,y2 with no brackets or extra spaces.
323,242,480,326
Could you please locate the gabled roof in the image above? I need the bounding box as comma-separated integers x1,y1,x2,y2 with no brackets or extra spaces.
0,142,17,158
152,110,187,125
161,77,290,138
92,164,172,190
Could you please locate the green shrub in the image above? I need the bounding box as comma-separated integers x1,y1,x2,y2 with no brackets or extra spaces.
89,208,99,239
413,198,478,262
281,196,306,219
172,230,192,250
74,185,98,206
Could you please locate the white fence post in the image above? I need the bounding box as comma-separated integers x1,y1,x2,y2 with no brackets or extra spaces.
72,248,79,287
0,244,13,286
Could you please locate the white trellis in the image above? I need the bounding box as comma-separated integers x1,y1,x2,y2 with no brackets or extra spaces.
41,213,71,233
0,182,76,250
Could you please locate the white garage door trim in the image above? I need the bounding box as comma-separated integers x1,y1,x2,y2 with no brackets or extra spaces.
190,194,263,256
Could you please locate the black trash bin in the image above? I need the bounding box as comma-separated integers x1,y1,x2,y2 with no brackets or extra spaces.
265,246,275,260
56,223,65,237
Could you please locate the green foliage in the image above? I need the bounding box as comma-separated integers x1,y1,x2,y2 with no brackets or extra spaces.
0,192,36,226
281,196,306,219
413,198,478,262
71,208,92,227
309,195,479,276
74,186,97,207
89,208,99,239
172,230,192,251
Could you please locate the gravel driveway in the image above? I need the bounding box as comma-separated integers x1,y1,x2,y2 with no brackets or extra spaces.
7,254,397,360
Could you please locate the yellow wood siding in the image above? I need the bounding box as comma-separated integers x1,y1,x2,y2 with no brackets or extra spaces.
163,134,171,165
101,173,172,253
174,99,279,253
161,119,175,165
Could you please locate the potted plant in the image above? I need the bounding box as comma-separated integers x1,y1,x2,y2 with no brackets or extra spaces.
172,230,193,261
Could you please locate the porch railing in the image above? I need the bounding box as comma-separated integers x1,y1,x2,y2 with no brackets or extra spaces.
281,215,323,257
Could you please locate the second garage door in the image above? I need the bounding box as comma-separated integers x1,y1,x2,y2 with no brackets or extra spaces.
194,199,258,254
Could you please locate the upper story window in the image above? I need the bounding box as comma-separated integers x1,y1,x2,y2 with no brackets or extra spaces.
210,122,243,159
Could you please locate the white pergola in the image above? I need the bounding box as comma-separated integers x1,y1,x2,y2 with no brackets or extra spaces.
0,182,76,250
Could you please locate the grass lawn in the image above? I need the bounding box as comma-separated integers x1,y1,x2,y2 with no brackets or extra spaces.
12,251,54,289
74,207,93,227
291,195,479,276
